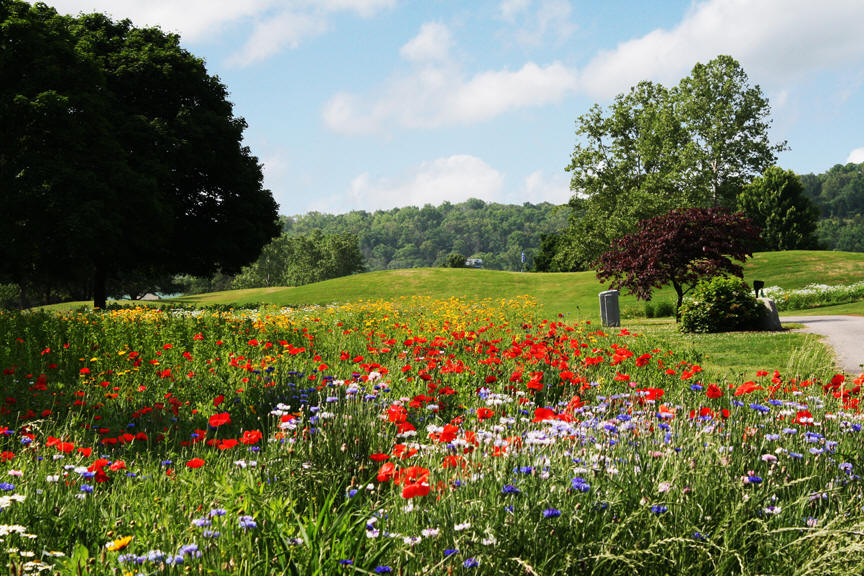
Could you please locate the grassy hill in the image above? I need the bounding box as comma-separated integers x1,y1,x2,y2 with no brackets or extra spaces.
169,250,864,319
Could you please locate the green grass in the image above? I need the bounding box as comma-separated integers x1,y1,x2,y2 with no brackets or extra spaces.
624,319,836,379
169,250,864,319
34,250,864,318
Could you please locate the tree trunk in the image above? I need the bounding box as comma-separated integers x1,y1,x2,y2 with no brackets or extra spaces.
93,265,107,309
672,280,684,321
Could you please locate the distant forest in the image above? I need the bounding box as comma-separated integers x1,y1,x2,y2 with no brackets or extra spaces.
281,199,570,271
802,162,864,252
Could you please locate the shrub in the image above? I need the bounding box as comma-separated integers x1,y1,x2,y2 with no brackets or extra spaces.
679,275,762,333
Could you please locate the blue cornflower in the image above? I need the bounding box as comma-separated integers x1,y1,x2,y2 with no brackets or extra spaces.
80,484,94,493
782,428,797,435
203,530,221,538
746,476,763,484
764,434,780,441
178,544,199,557
346,489,358,499
543,508,562,518
444,549,458,556
789,452,804,459
374,567,392,574
238,515,257,530
809,447,824,455
502,484,521,495
840,462,854,473
19,437,31,445
749,403,770,413
339,559,354,565
209,508,227,517
192,517,211,527
0,482,14,491
690,384,703,391
616,414,631,422
571,477,590,493
463,558,479,568
651,505,668,514
732,400,744,407
693,532,707,541
161,460,173,467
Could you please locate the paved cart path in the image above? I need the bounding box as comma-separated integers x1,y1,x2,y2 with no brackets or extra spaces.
781,315,864,375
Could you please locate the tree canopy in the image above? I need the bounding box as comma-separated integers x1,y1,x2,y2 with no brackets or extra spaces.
558,55,785,269
596,207,760,315
0,1,279,307
738,166,819,251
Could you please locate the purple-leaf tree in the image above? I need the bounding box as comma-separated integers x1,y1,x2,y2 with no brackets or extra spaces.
596,207,761,317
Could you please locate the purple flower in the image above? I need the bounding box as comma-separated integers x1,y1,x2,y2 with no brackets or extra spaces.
374,567,392,574
543,508,562,518
463,558,479,568
238,515,257,530
571,477,590,493
651,505,668,514
502,484,520,495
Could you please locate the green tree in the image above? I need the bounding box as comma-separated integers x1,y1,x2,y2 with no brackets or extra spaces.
445,253,467,268
0,2,279,308
677,55,787,207
738,167,820,250
559,55,783,269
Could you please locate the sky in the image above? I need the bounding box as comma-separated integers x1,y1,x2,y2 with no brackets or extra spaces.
35,0,864,216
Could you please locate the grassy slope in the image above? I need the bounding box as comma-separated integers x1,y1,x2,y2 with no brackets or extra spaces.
173,250,864,319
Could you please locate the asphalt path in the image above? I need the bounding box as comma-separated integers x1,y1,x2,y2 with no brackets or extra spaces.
780,315,864,375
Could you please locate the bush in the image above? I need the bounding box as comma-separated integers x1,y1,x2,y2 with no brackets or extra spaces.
643,301,675,318
0,283,21,310
679,275,762,333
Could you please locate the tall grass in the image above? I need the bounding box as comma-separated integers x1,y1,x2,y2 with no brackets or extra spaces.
0,300,862,574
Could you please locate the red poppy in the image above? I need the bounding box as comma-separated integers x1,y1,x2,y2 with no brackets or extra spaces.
209,412,231,427
402,481,430,499
532,407,556,422
369,453,390,462
186,458,205,469
734,381,763,396
376,462,397,482
705,384,724,399
240,430,263,445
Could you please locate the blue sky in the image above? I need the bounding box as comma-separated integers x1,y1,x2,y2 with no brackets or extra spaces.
41,0,864,215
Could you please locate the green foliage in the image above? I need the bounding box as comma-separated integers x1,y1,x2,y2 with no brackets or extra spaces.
232,231,365,289
0,1,279,308
738,166,820,250
282,199,568,272
644,300,675,318
444,253,467,268
679,275,762,333
560,55,784,268
0,283,21,310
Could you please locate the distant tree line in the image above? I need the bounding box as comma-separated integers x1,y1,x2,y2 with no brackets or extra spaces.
801,162,864,252
281,199,569,272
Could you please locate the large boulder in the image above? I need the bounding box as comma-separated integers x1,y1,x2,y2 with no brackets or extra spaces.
757,298,782,331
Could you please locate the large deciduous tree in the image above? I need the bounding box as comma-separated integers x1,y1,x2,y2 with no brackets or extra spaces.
560,55,784,269
0,1,279,308
596,207,760,316
737,166,820,251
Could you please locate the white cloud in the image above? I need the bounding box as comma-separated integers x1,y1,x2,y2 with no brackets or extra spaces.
399,22,453,63
848,147,864,164
512,170,571,204
317,0,396,18
323,21,579,133
311,155,504,213
36,0,395,66
33,0,278,42
512,0,575,47
579,0,864,99
499,0,531,22
227,10,328,67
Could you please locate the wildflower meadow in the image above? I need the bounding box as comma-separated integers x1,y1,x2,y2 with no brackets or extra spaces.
1,297,863,575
